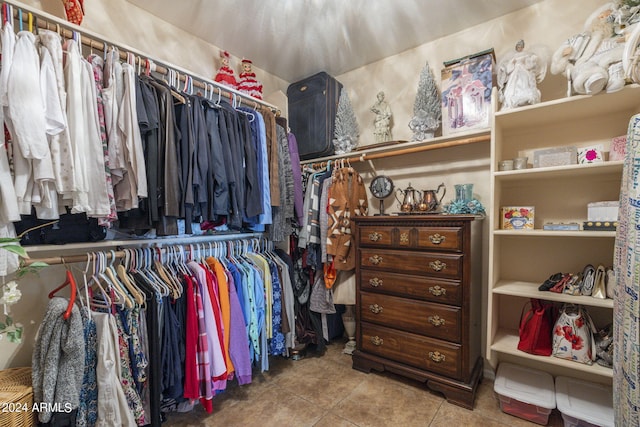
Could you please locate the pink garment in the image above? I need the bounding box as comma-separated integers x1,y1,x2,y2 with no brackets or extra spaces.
188,262,227,384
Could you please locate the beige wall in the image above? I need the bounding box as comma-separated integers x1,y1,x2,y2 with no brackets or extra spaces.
1,0,608,369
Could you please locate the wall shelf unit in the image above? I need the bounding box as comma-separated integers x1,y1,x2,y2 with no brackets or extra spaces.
487,84,640,385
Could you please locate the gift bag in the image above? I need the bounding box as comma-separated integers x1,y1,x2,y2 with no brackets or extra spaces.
552,304,596,364
518,298,556,356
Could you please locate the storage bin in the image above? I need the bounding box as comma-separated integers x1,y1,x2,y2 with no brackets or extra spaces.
0,367,35,427
555,376,613,427
494,362,555,425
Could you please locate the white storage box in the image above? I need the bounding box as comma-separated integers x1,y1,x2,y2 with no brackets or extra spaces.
587,201,619,222
555,376,613,427
494,363,556,425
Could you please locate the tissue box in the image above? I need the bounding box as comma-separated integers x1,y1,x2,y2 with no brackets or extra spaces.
587,201,619,221
501,206,535,230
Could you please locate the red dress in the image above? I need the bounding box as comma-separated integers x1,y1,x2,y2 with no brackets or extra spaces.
214,65,238,89
238,71,263,99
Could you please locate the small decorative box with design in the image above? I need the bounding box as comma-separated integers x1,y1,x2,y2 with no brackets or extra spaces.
501,206,534,230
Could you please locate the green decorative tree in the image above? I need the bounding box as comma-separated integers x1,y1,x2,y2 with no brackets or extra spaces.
409,61,441,141
333,88,359,154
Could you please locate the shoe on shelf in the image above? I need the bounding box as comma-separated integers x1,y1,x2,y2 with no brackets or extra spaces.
580,264,596,296
605,266,615,299
550,273,573,293
539,272,564,291
592,264,607,299
563,272,582,296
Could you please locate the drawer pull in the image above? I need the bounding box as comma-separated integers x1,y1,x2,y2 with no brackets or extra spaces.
369,255,383,265
369,277,383,287
428,285,447,297
370,336,384,346
429,260,446,271
428,315,446,327
369,232,382,242
428,351,446,363
369,304,383,314
429,233,446,244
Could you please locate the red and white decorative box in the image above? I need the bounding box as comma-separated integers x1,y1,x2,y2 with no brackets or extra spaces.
501,206,535,230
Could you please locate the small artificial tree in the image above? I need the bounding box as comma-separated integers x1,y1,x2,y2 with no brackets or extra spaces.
333,88,359,154
409,61,441,141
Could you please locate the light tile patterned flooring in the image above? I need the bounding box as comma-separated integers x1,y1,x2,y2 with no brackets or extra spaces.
164,340,564,426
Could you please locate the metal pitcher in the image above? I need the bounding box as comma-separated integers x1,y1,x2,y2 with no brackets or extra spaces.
417,183,446,212
395,183,421,212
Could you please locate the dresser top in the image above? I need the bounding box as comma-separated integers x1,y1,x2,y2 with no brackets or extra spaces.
354,214,479,224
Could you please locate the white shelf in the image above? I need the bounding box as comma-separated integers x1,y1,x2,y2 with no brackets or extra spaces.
491,329,613,379
494,84,640,130
494,161,623,182
493,230,616,238
493,280,614,309
298,127,490,164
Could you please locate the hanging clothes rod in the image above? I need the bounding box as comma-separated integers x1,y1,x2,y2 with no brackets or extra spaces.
23,236,265,267
301,133,491,168
2,0,281,114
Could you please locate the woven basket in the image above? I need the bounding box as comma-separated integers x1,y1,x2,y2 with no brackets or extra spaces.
0,367,35,427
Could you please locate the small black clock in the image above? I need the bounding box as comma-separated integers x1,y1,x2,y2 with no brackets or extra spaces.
369,175,394,215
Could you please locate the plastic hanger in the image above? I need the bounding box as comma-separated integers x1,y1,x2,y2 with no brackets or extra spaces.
48,261,77,320
84,253,112,312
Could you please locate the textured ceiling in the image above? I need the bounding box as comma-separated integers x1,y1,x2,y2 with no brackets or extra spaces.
127,0,546,82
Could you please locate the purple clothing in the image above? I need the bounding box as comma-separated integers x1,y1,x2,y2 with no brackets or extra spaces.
288,133,304,225
226,270,253,385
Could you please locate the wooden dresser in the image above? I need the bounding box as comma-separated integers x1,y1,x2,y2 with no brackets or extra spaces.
352,215,483,409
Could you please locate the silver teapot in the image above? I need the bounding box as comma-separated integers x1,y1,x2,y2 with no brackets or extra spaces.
395,183,421,212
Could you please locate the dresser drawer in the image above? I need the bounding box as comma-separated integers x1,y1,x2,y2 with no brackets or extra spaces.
360,292,461,342
360,248,462,280
360,269,462,305
359,225,463,252
360,322,462,379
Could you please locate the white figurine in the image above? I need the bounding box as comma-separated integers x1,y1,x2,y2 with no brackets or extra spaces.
498,40,548,110
371,91,392,143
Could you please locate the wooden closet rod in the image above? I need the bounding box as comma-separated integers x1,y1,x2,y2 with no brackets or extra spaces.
3,0,280,114
303,133,490,169
23,236,263,267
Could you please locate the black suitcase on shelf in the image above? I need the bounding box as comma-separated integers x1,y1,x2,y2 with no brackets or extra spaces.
287,72,343,160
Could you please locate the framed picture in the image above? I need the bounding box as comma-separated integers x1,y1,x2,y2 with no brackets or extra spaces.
441,50,495,136
533,146,577,168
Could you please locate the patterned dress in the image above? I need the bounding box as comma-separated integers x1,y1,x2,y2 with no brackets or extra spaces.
613,114,640,426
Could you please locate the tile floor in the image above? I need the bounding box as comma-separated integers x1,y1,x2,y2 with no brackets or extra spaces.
164,339,564,427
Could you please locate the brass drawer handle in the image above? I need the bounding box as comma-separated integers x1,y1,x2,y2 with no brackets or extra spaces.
428,315,446,327
429,233,446,244
369,277,383,287
429,260,446,271
428,351,446,363
369,304,383,314
369,255,383,265
428,285,447,297
370,336,384,346
369,232,382,242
